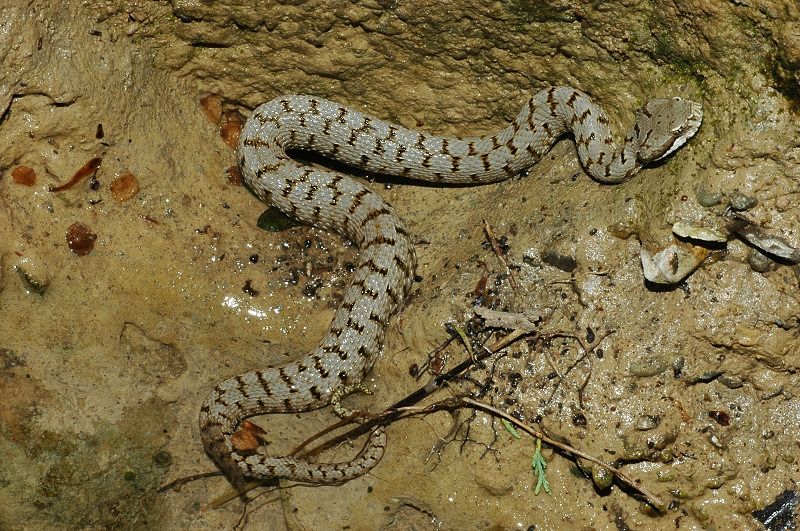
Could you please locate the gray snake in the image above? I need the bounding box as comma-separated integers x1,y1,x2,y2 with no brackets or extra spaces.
199,86,702,485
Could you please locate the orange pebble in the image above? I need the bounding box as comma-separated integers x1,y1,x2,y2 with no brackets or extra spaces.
11,166,37,186
66,222,97,256
109,172,140,201
220,110,244,150
200,94,223,125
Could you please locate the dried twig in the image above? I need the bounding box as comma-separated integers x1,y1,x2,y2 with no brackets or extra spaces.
455,398,665,510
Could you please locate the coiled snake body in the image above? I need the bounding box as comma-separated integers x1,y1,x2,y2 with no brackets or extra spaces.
199,86,702,485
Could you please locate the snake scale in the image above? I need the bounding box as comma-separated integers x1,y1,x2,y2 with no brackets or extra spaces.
199,86,702,485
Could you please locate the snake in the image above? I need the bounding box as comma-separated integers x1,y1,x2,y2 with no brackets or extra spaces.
199,86,703,486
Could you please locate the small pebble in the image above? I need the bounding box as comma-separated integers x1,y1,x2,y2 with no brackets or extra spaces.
220,110,244,149
629,356,668,377
729,190,757,211
696,188,723,207
11,165,37,186
66,222,97,256
748,247,773,273
540,250,577,272
109,172,139,201
635,415,661,431
200,94,223,125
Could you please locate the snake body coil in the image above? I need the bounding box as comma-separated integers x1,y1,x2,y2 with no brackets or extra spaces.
199,86,702,485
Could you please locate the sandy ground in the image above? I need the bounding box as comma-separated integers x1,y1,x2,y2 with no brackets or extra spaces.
1,1,799,529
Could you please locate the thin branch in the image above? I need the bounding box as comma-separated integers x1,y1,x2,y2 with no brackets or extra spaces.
457,398,666,510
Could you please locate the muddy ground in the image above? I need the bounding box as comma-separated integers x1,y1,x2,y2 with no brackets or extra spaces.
1,1,799,529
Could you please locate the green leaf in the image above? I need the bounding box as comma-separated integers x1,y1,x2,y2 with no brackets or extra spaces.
501,418,521,439
532,438,551,495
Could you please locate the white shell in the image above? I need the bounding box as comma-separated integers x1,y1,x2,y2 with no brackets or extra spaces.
640,243,709,284
672,221,727,243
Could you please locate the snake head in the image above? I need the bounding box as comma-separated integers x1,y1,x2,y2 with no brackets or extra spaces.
635,97,703,164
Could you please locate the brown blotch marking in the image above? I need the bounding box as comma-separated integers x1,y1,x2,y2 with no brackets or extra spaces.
451,157,460,173
256,372,274,396
597,114,610,125
396,144,407,162
566,91,578,107
346,316,366,335
363,206,392,223
280,99,291,113
505,138,518,156
322,119,332,135
362,116,372,131
501,163,515,178
336,106,347,122
374,138,383,155
338,371,348,381
579,108,591,122
243,137,271,147
415,134,425,151
480,153,491,172
308,385,322,400
361,284,380,300
278,367,294,389
364,234,397,248
525,145,541,160
421,153,432,168
348,188,370,215
314,356,330,379
401,167,412,177
392,253,411,278
491,136,501,150
347,129,358,146
364,258,389,277
387,125,398,141
341,299,356,313
441,138,450,155
288,130,297,147
308,133,316,148
282,397,292,409
546,87,558,114
388,284,403,307
304,183,318,201
331,143,341,158
309,98,319,113
467,142,478,156
542,122,554,139
368,311,383,324
298,113,306,128
360,154,370,166
470,173,481,181
357,345,370,358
